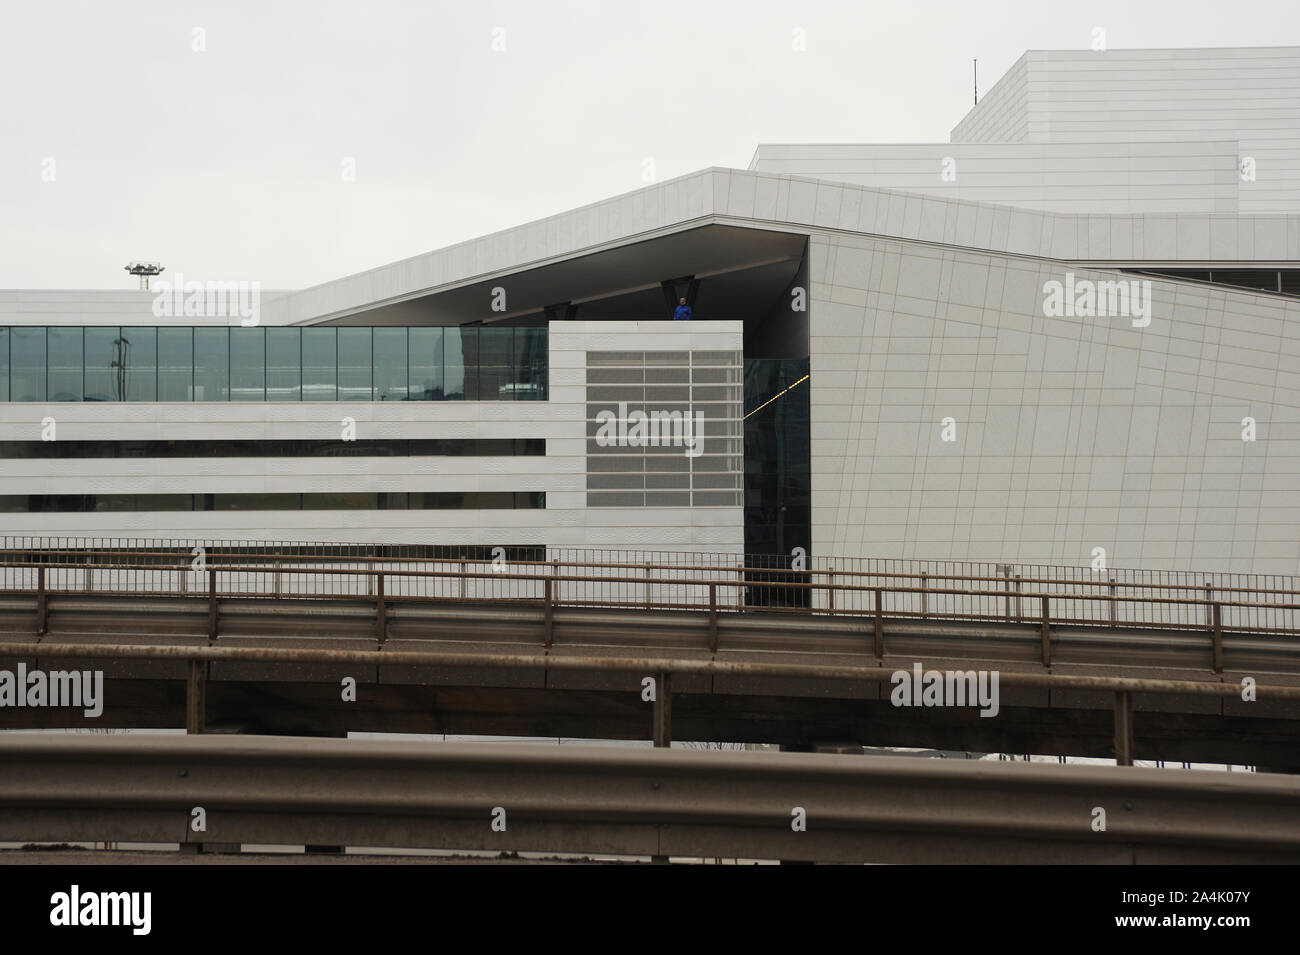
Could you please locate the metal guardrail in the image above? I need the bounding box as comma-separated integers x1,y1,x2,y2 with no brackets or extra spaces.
2,734,1296,864
4,535,1299,630
3,548,1298,673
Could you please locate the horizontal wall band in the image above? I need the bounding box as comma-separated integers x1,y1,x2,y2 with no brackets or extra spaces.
0,491,547,513
0,438,546,460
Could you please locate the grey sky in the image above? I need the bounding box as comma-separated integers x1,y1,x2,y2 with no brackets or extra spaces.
2,0,1297,290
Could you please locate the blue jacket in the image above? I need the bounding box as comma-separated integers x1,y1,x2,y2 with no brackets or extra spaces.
673,304,692,321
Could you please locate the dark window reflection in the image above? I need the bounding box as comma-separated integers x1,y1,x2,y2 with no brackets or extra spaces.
10,328,46,402
2,324,546,403
230,327,265,401
744,358,811,607
302,327,336,401
194,328,229,401
409,327,443,400
157,328,193,401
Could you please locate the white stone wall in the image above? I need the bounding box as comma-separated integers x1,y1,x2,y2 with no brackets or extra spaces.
749,141,1240,214
550,319,744,552
809,231,1300,574
951,47,1300,214
757,48,1300,215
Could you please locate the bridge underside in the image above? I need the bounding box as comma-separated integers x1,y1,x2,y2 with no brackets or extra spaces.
3,678,1298,769
3,595,1299,769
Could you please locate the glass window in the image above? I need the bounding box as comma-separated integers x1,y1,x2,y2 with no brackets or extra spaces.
266,328,301,401
10,327,46,401
0,323,548,404
337,327,371,401
372,327,408,401
194,328,229,401
212,492,301,511
134,494,193,511
514,327,548,400
445,327,474,400
230,327,265,401
478,327,513,401
0,328,8,401
408,327,443,400
302,327,336,401
47,327,82,401
303,492,378,509
83,327,119,401
157,328,192,401
123,327,157,401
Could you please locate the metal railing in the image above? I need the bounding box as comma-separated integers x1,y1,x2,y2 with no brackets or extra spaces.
3,734,1298,863
2,540,1299,652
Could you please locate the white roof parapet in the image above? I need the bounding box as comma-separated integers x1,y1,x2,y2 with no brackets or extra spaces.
259,168,1300,327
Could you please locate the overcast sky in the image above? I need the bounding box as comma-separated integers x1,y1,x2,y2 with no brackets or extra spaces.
2,0,1297,290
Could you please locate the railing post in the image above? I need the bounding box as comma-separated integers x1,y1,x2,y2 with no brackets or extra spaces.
1014,574,1022,622
1040,594,1051,667
827,567,835,613
735,562,743,610
35,565,47,636
1001,565,1011,620
920,571,928,619
460,559,467,599
186,659,206,735
1204,582,1213,629
1211,601,1224,674
653,671,673,748
543,577,554,649
376,572,387,645
84,549,93,594
644,562,652,610
873,588,884,658
208,567,218,642
1109,576,1117,623
273,559,282,599
708,583,718,653
1113,691,1134,766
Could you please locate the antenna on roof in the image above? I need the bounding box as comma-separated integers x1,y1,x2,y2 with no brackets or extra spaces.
973,59,978,105
124,261,164,290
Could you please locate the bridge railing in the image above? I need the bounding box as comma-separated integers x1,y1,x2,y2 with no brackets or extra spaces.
1,544,1299,637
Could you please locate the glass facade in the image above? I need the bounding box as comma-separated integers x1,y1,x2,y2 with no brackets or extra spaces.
10,327,46,401
157,327,192,402
744,358,811,605
0,491,546,512
409,327,443,400
0,438,546,459
230,328,265,401
47,327,83,401
302,327,336,401
83,326,119,401
193,327,230,401
336,327,371,401
0,326,548,402
372,327,408,401
267,327,301,401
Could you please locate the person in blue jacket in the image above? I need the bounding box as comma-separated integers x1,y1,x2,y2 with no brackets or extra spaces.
673,297,693,321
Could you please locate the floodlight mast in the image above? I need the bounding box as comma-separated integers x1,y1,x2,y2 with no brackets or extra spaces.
124,261,164,290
